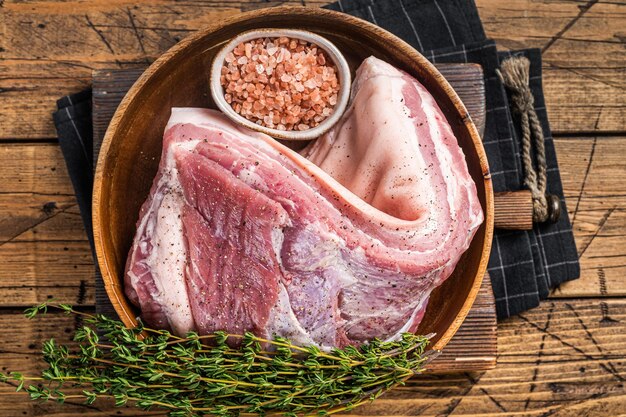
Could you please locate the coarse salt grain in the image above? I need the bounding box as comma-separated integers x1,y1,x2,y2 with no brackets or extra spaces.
220,37,340,131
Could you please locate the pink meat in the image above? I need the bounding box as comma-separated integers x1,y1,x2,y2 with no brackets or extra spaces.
177,152,287,336
125,56,483,349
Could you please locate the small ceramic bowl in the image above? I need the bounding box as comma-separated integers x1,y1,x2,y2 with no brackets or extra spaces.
209,28,352,141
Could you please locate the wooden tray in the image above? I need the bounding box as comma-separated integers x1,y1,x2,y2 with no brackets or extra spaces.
92,63,496,373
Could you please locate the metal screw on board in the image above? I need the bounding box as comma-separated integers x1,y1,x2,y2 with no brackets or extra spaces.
546,194,561,224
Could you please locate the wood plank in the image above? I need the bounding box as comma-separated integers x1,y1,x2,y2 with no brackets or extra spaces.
0,1,235,140
0,144,93,305
478,0,626,134
0,143,74,194
429,278,496,372
0,239,94,306
1,298,624,416
0,0,624,139
552,136,626,298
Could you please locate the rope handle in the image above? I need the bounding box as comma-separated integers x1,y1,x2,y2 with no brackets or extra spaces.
496,56,561,224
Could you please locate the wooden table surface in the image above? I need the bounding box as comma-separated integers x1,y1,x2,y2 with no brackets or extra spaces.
0,0,624,416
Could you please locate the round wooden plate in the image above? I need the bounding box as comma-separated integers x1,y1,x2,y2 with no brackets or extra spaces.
93,6,494,351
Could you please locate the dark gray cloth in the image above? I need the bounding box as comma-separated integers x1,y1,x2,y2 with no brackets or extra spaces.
53,0,578,320
52,89,95,255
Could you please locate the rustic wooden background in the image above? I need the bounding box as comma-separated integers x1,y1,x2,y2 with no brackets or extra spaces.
0,0,625,416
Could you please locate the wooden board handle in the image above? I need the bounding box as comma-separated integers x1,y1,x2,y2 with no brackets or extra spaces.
494,190,533,230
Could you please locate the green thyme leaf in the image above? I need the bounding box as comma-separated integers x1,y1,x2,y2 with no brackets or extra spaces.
0,303,435,417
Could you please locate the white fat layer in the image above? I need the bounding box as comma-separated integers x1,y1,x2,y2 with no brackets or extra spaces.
306,225,359,287
128,137,203,335
415,81,483,247
265,283,318,348
383,292,430,342
310,58,451,258
357,58,483,255
265,223,355,351
416,79,458,251
271,227,285,269
147,191,194,335
386,69,439,239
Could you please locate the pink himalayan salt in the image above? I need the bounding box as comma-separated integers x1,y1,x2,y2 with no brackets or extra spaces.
220,37,340,131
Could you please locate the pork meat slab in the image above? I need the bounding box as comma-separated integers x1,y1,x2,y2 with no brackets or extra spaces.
125,56,483,349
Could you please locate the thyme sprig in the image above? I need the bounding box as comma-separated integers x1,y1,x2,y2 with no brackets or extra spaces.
1,302,437,416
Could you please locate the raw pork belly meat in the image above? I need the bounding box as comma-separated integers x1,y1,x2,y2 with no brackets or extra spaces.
125,56,483,349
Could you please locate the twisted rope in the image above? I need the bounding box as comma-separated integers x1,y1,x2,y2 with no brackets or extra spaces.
497,56,549,222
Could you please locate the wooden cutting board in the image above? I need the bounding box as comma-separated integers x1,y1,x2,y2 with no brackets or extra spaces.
92,64,496,373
